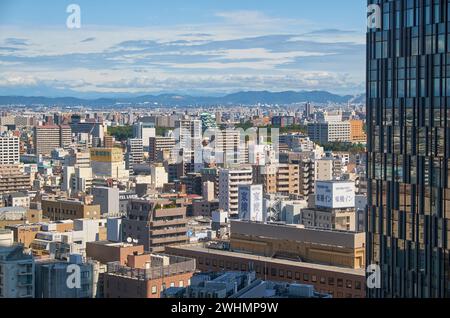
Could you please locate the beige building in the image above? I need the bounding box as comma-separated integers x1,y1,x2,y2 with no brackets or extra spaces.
253,164,299,196
86,241,145,266
315,158,343,181
166,244,365,298
230,220,365,269
103,254,195,298
300,208,356,232
90,148,129,181
42,199,101,221
149,136,176,162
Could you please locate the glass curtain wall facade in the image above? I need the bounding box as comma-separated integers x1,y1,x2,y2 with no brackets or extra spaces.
367,0,450,298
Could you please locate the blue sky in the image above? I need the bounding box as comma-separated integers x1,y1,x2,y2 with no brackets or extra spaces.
0,0,367,97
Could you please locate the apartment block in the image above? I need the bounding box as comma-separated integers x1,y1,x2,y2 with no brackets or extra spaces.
0,165,31,193
253,164,300,196
123,199,188,253
230,221,365,269
0,134,20,165
0,242,34,298
149,136,176,162
218,168,253,215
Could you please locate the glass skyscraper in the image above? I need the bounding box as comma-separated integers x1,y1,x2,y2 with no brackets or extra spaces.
367,0,450,297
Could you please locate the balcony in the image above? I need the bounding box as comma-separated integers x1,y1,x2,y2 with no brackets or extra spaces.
150,227,187,236
150,235,187,245
150,219,186,227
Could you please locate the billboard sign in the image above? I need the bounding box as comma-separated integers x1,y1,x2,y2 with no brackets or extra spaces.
316,181,355,209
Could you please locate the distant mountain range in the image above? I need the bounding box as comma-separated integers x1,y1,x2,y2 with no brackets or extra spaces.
0,91,365,107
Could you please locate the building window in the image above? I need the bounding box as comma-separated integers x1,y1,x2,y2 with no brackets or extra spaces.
328,277,335,286
303,274,309,282
311,275,317,283
287,271,292,279
346,280,352,289
355,281,362,290
271,268,277,277
337,279,343,287
179,281,184,287
320,277,326,284
295,272,301,280
151,286,157,294
279,269,284,277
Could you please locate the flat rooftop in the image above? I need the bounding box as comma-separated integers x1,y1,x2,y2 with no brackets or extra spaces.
231,221,366,249
168,244,365,277
87,240,137,248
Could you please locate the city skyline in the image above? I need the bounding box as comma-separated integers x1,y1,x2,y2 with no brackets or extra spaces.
0,0,366,97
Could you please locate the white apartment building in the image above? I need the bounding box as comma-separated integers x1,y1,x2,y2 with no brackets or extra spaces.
0,135,20,165
219,168,253,215
212,129,247,166
126,138,144,174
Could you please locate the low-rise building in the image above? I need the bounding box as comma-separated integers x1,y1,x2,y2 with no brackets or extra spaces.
103,254,196,298
86,241,144,266
42,199,101,221
166,243,365,298
0,242,34,298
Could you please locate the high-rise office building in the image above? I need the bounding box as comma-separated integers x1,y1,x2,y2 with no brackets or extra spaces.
218,167,253,215
34,125,72,155
367,0,450,298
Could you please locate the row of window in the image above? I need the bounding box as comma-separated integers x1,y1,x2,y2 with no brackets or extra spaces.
197,257,362,290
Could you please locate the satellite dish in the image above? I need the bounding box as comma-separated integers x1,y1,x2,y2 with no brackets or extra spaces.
126,237,132,243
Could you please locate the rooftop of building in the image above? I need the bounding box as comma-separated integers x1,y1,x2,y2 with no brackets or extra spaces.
87,240,138,248
105,254,196,281
168,243,365,277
